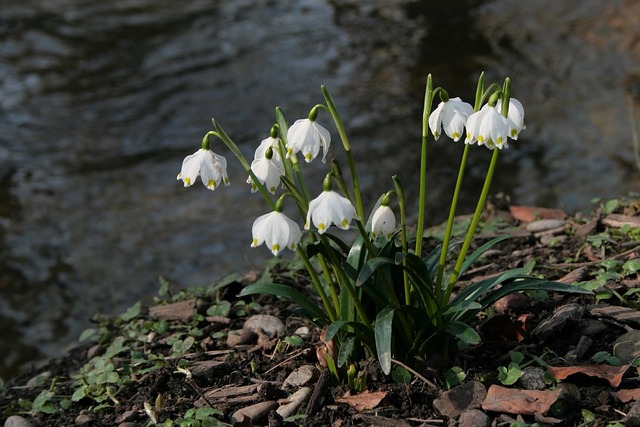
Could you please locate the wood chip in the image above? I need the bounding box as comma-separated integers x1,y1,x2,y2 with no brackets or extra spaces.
149,299,196,320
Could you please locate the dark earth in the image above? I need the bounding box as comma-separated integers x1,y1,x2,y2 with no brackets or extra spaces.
2,197,640,427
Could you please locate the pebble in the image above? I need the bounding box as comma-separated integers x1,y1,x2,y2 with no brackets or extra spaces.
294,326,310,338
458,409,491,427
613,330,640,364
283,365,318,389
526,219,565,233
276,387,312,418
3,416,33,427
433,381,487,418
518,366,546,390
74,413,93,425
230,400,278,425
243,315,285,338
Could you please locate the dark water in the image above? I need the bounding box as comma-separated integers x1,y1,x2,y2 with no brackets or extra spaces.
1,0,639,378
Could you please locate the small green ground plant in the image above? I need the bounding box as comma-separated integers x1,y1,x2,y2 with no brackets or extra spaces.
176,73,590,376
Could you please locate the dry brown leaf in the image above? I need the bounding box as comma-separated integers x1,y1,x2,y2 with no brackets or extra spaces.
547,364,630,387
613,388,640,403
509,205,566,223
336,390,388,412
482,385,560,415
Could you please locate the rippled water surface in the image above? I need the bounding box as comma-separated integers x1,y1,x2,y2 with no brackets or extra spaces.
1,0,639,377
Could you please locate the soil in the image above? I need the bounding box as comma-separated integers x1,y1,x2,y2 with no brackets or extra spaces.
2,199,640,427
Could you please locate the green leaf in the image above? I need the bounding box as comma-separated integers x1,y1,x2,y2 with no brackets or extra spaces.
443,366,466,389
337,336,355,368
458,235,511,279
375,307,395,375
207,300,231,317
239,283,327,322
391,366,412,385
498,362,522,385
356,257,395,287
120,301,141,321
444,320,480,345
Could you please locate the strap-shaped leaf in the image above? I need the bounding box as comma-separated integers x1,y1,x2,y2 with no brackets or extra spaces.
337,335,355,368
356,256,395,287
457,235,512,279
239,283,327,322
375,306,396,375
444,320,481,345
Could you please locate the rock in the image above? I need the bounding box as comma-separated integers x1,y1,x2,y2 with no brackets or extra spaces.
531,303,584,340
518,366,546,390
613,330,640,364
526,219,566,233
458,409,491,427
294,326,310,338
283,365,318,389
3,416,33,427
433,381,487,418
230,400,278,425
74,412,93,425
243,315,285,338
276,387,312,418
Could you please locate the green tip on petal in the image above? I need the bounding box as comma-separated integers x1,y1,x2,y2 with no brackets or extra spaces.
184,177,192,185
452,132,460,139
271,244,280,254
207,180,216,189
252,239,258,247
341,219,349,228
318,223,326,232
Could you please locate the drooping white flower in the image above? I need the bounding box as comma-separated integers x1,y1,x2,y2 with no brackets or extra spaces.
495,97,525,140
464,105,510,150
286,119,331,163
251,211,301,256
177,148,230,190
253,136,283,162
370,205,396,238
247,156,284,194
305,190,357,234
428,97,474,141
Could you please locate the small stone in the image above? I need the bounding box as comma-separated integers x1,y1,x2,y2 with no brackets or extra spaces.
518,366,546,390
243,315,285,338
75,413,92,425
277,387,312,418
3,416,34,427
230,401,278,425
493,293,530,314
117,423,138,427
613,330,640,364
283,365,318,389
294,326,310,337
526,219,565,233
433,381,487,418
458,409,491,427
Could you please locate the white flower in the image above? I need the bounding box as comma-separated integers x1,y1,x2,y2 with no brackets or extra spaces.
428,97,474,141
251,211,301,256
305,190,357,234
247,156,284,194
371,205,396,238
177,148,230,190
254,136,282,162
286,119,331,163
495,97,525,140
464,105,510,150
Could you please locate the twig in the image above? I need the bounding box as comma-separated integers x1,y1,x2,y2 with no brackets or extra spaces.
391,358,438,390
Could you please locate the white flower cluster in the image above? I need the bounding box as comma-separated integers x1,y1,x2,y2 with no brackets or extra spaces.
177,94,525,256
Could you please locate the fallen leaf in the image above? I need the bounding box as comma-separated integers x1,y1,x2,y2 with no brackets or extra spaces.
547,364,630,387
509,205,566,223
337,390,387,412
482,385,560,415
614,388,640,403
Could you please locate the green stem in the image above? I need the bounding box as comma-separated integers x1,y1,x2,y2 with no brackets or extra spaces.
445,148,500,302
435,144,470,297
321,85,364,219
296,246,337,322
415,75,434,257
206,126,276,211
392,176,410,305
